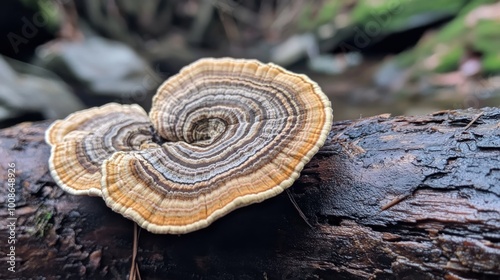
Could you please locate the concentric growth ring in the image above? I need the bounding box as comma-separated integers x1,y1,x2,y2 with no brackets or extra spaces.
46,58,333,234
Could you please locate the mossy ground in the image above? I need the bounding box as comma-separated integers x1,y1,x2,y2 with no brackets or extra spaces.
395,0,500,75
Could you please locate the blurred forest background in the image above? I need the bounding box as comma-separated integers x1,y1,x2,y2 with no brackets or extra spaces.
1,0,500,128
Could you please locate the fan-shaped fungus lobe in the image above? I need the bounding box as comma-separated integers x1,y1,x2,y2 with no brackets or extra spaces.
46,103,157,196
46,58,333,234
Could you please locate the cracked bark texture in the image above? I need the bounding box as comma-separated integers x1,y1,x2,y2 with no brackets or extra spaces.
0,107,499,280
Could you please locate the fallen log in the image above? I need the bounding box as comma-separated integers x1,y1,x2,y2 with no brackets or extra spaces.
0,107,499,279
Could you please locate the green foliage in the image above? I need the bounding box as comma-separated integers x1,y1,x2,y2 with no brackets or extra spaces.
394,0,500,75
351,0,468,32
32,207,54,238
482,54,500,74
298,0,341,31
395,50,416,68
435,46,464,73
457,0,499,15
472,20,500,55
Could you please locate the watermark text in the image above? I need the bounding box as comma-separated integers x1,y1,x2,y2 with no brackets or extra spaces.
6,162,17,273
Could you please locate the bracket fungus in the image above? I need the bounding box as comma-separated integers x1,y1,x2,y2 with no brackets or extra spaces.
46,58,333,234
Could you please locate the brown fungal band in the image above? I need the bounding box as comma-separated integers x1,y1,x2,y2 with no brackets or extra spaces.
46,58,333,234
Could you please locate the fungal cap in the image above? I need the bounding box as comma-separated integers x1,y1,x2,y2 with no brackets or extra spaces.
102,58,333,234
45,103,155,196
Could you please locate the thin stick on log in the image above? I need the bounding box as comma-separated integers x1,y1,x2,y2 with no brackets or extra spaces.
0,107,499,279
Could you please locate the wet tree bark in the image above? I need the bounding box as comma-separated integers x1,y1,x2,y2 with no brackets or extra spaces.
0,107,499,280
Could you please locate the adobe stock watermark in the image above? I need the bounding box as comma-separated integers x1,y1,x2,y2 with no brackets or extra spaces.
338,0,410,63
7,0,69,54
5,162,17,273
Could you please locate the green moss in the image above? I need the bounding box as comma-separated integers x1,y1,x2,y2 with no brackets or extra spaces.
434,17,466,43
394,0,500,76
33,208,54,238
457,0,499,15
352,0,468,32
435,46,464,73
482,53,500,74
472,20,500,55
